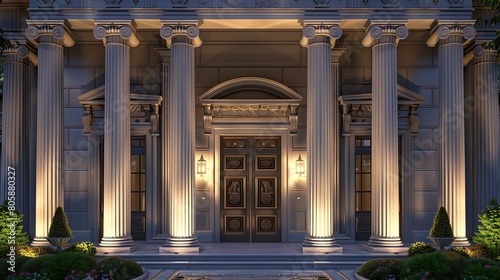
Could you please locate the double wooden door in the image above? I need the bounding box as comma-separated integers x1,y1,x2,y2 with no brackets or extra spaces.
220,136,281,242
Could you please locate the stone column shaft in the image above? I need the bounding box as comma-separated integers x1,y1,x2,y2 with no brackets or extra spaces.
0,46,28,214
429,24,475,245
159,24,201,253
471,46,500,213
25,24,73,245
94,24,139,252
363,24,407,252
300,24,342,253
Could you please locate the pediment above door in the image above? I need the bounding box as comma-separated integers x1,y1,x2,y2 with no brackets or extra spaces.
200,77,302,135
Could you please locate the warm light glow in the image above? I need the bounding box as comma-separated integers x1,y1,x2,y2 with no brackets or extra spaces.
197,154,206,175
296,154,305,176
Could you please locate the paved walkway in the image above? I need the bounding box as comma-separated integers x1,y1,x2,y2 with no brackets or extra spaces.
102,242,408,280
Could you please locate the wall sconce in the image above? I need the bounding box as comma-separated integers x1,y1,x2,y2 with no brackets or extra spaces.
296,154,305,176
197,154,206,175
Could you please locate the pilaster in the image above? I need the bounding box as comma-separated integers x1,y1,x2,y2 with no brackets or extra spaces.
362,23,408,253
300,23,343,253
25,23,73,246
465,45,500,220
426,22,476,246
0,45,28,218
94,23,139,252
159,23,202,253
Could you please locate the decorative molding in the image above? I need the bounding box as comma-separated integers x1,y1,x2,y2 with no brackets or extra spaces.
160,24,202,48
300,24,342,48
25,22,75,47
93,24,140,47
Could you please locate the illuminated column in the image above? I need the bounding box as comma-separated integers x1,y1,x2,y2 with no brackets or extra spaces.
362,23,407,252
25,23,74,246
467,45,500,215
159,23,202,253
0,45,30,213
94,23,140,252
426,22,475,245
300,23,343,253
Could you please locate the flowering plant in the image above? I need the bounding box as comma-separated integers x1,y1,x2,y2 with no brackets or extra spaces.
91,256,129,280
7,272,51,280
64,270,91,280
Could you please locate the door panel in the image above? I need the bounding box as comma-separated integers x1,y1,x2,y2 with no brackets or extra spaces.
220,136,281,242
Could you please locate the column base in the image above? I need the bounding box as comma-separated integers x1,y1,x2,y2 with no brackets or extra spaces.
301,236,343,253
364,237,407,253
159,237,202,253
98,236,138,253
451,237,470,247
31,237,51,247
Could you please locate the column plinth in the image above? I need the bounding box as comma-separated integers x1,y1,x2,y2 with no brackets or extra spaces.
363,24,408,253
94,24,139,252
159,24,201,253
26,24,73,246
300,24,343,254
427,23,475,246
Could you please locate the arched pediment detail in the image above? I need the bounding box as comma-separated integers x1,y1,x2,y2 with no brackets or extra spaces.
200,77,302,135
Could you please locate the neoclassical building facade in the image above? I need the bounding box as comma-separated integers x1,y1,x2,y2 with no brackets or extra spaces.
0,0,498,253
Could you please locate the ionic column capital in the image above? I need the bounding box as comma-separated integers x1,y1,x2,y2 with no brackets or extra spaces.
300,23,342,48
93,23,140,47
2,44,38,66
160,23,202,48
426,21,476,47
464,44,498,65
25,21,74,47
362,23,408,47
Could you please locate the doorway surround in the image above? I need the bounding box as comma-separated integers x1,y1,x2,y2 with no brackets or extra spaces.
200,77,302,242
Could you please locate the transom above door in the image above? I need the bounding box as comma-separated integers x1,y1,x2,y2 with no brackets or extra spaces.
220,136,281,242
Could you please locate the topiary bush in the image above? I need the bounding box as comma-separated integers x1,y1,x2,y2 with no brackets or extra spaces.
43,251,96,280
473,199,500,261
358,258,387,278
65,241,96,257
366,259,405,280
123,259,143,279
92,256,128,280
408,242,437,257
429,206,454,238
0,201,29,257
20,254,53,274
400,251,451,280
47,206,72,238
466,257,500,268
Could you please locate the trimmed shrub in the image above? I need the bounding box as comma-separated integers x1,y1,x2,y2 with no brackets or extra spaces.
473,199,500,261
408,242,437,257
466,257,500,267
429,206,454,238
400,251,451,280
16,244,54,257
43,251,96,280
93,256,128,280
358,258,387,278
20,254,53,273
461,262,500,279
367,259,405,280
440,250,469,279
66,241,96,257
0,201,29,257
449,246,471,258
48,206,72,238
468,243,490,258
123,259,143,279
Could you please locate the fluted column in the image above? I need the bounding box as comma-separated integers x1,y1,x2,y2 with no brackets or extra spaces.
362,23,407,252
468,45,500,218
300,23,343,253
159,23,202,253
94,24,140,252
426,22,476,246
25,23,74,246
0,45,28,215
